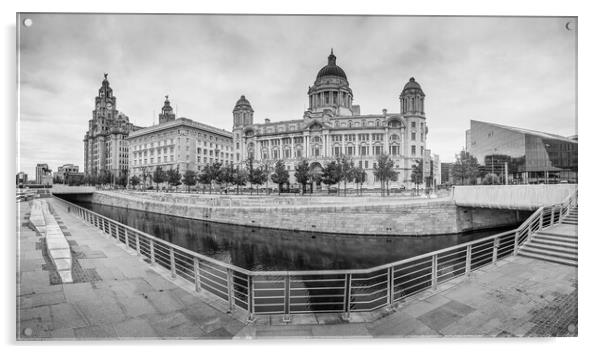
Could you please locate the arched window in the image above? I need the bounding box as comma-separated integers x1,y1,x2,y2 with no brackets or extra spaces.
362,120,366,127
376,120,380,127
348,120,352,128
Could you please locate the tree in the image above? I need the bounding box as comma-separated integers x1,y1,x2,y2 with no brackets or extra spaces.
200,161,222,193
411,159,424,194
339,156,354,196
129,175,141,189
373,154,396,196
294,160,311,195
166,168,182,191
249,164,268,194
152,166,166,191
309,167,323,194
216,164,235,193
232,167,249,194
182,170,197,192
352,166,367,195
197,169,212,194
482,173,501,185
270,160,290,195
451,150,480,185
322,160,342,191
116,173,128,188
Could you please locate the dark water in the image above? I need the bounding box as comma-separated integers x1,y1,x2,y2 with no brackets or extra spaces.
71,201,516,271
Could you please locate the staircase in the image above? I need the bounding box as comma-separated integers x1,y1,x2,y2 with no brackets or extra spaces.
561,206,578,225
518,206,578,266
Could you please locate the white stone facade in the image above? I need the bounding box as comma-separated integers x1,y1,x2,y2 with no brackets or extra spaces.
127,99,234,179
232,51,429,188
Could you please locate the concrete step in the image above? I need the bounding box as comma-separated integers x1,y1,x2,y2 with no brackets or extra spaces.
531,238,578,249
518,250,578,267
535,234,578,245
524,241,578,254
562,221,578,225
518,246,578,261
538,231,578,240
563,216,578,221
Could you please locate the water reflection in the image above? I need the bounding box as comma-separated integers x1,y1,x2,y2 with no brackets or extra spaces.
75,201,515,271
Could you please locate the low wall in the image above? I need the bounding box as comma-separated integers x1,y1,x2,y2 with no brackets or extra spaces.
77,191,528,236
453,184,577,210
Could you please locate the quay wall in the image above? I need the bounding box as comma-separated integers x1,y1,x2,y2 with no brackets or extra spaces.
73,191,530,236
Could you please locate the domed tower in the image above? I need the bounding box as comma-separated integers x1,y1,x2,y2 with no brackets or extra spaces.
158,95,176,124
233,95,254,128
400,77,427,158
307,49,354,116
232,95,254,165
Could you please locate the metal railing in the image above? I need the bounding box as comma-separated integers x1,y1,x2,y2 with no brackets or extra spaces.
53,189,577,321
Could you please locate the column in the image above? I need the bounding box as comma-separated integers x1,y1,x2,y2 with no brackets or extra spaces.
323,133,327,158
279,138,283,160
355,133,359,158
384,127,390,155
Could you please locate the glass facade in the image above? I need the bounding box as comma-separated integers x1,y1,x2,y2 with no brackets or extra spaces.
468,120,577,184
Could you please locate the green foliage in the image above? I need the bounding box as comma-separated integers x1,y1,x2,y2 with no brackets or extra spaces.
373,154,397,196
481,173,501,185
270,160,290,194
294,160,311,194
152,166,166,190
249,164,269,193
322,160,342,186
452,150,480,185
411,159,424,185
129,175,141,187
182,170,197,192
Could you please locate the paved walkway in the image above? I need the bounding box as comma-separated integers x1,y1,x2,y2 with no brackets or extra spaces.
235,255,577,338
17,198,578,339
17,199,245,340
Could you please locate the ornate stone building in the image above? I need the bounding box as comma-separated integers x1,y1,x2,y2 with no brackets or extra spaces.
128,96,234,181
232,50,429,187
83,74,139,178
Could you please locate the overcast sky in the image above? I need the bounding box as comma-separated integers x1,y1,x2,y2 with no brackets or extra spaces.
18,14,576,176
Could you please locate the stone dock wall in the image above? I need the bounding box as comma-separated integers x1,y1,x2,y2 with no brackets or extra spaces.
69,191,530,236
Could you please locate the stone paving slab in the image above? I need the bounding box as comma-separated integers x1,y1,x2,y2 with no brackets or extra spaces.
17,199,246,340
17,198,578,340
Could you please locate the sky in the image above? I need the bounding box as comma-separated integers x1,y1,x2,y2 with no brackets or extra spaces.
17,14,577,176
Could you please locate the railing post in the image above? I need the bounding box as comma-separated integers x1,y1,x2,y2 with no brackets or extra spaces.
342,273,351,320
135,233,141,256
551,207,556,225
513,231,519,256
247,275,255,322
493,238,499,264
124,228,130,249
149,239,155,265
431,254,438,289
283,274,291,322
169,247,176,279
226,269,234,313
193,257,201,292
387,266,394,309
465,244,472,276
539,210,544,231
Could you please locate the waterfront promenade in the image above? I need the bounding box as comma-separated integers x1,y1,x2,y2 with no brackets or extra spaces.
17,198,577,339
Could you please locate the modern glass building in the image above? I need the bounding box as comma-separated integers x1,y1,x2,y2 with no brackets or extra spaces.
466,120,577,184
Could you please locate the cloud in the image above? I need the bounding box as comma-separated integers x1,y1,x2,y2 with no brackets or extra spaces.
17,14,576,175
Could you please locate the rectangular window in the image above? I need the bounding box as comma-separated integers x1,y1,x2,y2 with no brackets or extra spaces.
411,122,416,128
411,145,416,155
346,146,354,156
411,132,416,141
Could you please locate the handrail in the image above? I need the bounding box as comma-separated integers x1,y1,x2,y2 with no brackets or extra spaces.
54,197,252,275
52,188,578,320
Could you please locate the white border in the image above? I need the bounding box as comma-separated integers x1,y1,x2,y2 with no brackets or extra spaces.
3,0,600,353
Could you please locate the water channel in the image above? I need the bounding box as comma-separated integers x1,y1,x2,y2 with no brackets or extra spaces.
68,200,516,272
